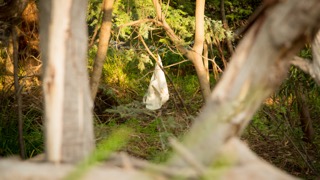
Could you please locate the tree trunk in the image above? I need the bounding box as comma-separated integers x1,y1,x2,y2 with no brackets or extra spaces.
12,26,26,159
192,0,211,100
90,0,115,100
39,0,94,163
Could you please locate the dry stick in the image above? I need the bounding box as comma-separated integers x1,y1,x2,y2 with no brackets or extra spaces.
249,123,268,141
138,35,190,116
88,20,101,48
12,26,25,159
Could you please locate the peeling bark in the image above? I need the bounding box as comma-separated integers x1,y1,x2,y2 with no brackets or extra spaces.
39,0,94,163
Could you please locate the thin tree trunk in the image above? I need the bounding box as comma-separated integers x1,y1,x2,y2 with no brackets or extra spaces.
90,0,115,100
40,0,94,163
12,26,25,159
191,0,211,100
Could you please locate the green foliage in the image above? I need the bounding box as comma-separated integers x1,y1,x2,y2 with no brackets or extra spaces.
165,6,195,41
205,18,233,44
170,0,196,15
112,0,155,40
0,95,43,158
224,0,258,22
23,107,44,158
87,0,103,29
138,53,153,72
299,44,312,59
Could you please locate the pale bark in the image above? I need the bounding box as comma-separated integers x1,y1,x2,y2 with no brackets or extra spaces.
39,0,94,163
192,0,211,100
90,0,115,100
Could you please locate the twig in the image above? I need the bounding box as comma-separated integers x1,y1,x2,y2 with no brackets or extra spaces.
249,122,268,141
163,59,189,68
116,19,157,29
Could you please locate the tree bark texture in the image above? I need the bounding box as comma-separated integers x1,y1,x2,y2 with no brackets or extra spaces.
90,0,115,100
39,0,95,163
167,0,320,168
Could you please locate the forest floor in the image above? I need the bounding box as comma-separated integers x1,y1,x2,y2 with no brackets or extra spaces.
92,85,320,179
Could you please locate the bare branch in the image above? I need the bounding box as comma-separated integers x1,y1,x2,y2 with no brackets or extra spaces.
291,30,320,84
291,56,313,74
